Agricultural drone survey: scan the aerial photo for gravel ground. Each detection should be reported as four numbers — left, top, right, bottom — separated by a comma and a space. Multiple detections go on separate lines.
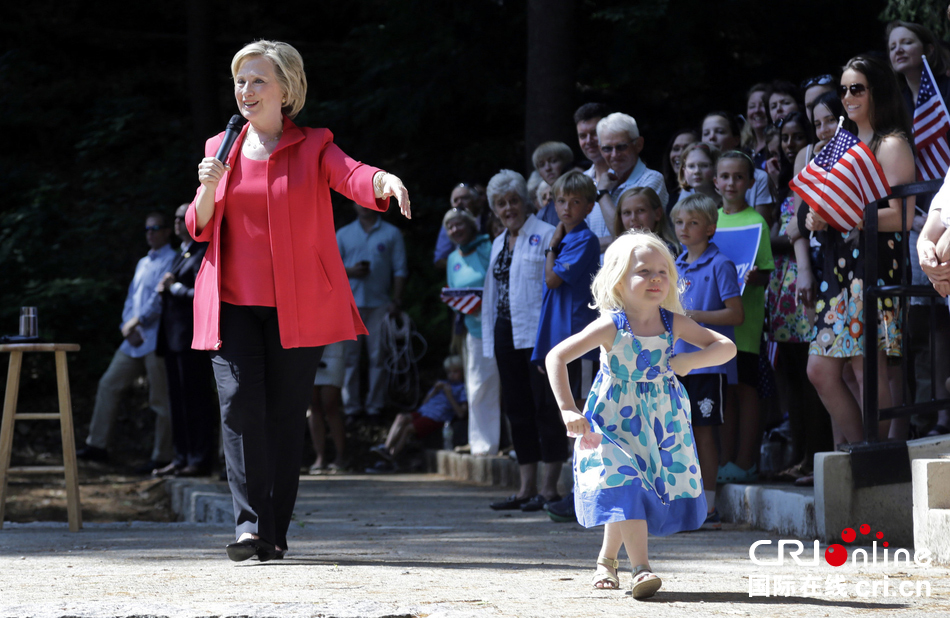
1, 473, 948, 617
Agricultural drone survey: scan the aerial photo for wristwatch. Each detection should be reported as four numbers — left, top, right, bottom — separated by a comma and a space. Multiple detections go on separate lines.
545, 246, 560, 257
597, 189, 609, 200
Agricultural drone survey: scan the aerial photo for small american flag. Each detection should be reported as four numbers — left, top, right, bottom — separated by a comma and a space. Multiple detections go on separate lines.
440, 287, 483, 315
914, 55, 950, 181
788, 125, 891, 233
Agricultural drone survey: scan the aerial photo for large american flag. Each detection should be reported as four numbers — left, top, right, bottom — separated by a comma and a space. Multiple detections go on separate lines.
914, 55, 950, 181
788, 125, 891, 233
440, 287, 483, 315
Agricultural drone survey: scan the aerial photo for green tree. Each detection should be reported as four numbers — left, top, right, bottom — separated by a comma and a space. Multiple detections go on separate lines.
881, 0, 950, 40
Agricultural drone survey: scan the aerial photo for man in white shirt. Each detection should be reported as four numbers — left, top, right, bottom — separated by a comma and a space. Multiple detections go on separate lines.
591, 113, 669, 252
77, 213, 177, 471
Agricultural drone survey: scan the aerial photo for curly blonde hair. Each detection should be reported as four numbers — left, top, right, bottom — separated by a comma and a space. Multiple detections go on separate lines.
591, 230, 683, 316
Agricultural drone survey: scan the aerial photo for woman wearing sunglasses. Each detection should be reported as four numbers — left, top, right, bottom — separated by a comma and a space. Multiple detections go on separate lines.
887, 20, 950, 439
803, 55, 916, 447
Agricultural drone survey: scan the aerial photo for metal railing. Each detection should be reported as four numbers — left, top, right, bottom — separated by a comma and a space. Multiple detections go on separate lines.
862, 178, 947, 446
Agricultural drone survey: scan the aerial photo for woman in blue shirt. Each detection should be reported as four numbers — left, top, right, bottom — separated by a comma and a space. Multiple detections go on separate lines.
445, 208, 501, 456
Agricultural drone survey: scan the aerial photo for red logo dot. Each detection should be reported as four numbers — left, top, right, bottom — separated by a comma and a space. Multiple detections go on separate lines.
860, 524, 870, 535
841, 528, 856, 543
825, 544, 848, 567
883, 542, 889, 548
876, 531, 883, 540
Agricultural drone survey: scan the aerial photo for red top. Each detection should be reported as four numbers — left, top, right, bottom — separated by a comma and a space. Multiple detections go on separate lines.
186, 116, 390, 350
220, 154, 276, 307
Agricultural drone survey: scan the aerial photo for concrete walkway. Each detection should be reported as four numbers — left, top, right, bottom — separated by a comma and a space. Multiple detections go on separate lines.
1, 472, 949, 617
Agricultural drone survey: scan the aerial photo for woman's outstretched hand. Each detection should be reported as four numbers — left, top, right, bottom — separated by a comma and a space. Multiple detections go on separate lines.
377, 172, 411, 219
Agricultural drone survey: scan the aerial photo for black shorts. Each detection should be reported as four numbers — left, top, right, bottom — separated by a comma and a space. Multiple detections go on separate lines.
736, 351, 759, 387
681, 373, 725, 426
568, 358, 597, 402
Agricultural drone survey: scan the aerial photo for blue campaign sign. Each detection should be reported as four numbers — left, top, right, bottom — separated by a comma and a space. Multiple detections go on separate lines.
712, 224, 762, 295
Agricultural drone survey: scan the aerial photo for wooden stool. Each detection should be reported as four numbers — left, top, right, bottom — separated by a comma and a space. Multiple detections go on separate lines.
0, 344, 82, 531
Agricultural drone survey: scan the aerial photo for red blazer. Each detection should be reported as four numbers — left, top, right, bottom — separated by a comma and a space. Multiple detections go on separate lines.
186, 116, 389, 350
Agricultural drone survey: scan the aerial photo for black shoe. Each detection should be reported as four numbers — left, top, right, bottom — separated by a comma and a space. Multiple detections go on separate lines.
544, 492, 577, 523
489, 494, 533, 511
521, 494, 560, 512
76, 445, 109, 463
226, 538, 277, 562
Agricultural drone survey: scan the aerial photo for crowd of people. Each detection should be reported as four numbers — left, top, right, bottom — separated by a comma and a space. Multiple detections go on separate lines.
66, 20, 950, 591
428, 20, 950, 529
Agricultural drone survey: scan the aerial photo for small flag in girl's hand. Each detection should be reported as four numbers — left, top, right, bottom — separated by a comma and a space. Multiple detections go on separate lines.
440, 287, 483, 314
788, 126, 891, 233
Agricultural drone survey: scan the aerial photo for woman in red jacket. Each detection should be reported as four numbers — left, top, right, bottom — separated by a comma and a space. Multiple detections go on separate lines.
187, 40, 410, 562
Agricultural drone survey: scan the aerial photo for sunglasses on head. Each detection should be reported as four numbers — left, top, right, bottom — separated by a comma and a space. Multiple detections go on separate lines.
838, 83, 869, 98
600, 142, 631, 154
801, 74, 834, 90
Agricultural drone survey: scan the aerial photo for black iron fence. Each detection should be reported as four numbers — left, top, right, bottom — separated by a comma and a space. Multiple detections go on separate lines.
862, 178, 948, 448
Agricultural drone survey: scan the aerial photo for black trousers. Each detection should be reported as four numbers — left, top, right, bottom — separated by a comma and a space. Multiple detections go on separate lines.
164, 347, 217, 470
493, 316, 569, 465
211, 303, 323, 548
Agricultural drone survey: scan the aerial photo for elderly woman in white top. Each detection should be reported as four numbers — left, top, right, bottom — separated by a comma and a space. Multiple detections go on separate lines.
481, 170, 568, 512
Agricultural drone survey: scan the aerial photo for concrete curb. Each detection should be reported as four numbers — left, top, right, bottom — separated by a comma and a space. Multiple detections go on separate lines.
165, 453, 816, 540
164, 478, 231, 524
431, 449, 575, 495
433, 450, 520, 488
718, 482, 816, 539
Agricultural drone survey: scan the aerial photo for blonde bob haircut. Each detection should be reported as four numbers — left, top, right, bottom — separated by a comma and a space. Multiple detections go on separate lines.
231, 40, 308, 119
590, 230, 683, 316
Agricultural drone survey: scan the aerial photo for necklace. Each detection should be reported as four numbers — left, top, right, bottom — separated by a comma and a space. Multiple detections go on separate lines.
249, 129, 282, 147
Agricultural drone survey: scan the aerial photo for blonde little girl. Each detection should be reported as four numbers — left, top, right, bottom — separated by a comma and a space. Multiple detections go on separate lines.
545, 231, 736, 599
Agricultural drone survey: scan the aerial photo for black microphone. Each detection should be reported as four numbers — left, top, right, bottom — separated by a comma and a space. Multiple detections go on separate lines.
214, 115, 245, 163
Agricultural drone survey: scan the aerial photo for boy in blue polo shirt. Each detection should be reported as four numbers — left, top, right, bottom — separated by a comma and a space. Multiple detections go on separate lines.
532, 171, 601, 394
671, 194, 744, 530
522, 170, 600, 521
530, 171, 600, 518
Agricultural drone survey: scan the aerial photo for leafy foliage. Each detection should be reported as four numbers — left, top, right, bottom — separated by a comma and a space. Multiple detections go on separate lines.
881, 0, 950, 41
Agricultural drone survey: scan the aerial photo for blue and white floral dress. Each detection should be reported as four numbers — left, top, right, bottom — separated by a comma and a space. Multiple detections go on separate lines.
573, 309, 707, 535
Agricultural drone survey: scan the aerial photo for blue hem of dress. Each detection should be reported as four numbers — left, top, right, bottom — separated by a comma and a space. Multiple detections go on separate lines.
575, 483, 707, 536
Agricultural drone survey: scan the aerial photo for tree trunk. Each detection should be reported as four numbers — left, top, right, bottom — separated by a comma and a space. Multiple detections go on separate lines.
525, 0, 576, 173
